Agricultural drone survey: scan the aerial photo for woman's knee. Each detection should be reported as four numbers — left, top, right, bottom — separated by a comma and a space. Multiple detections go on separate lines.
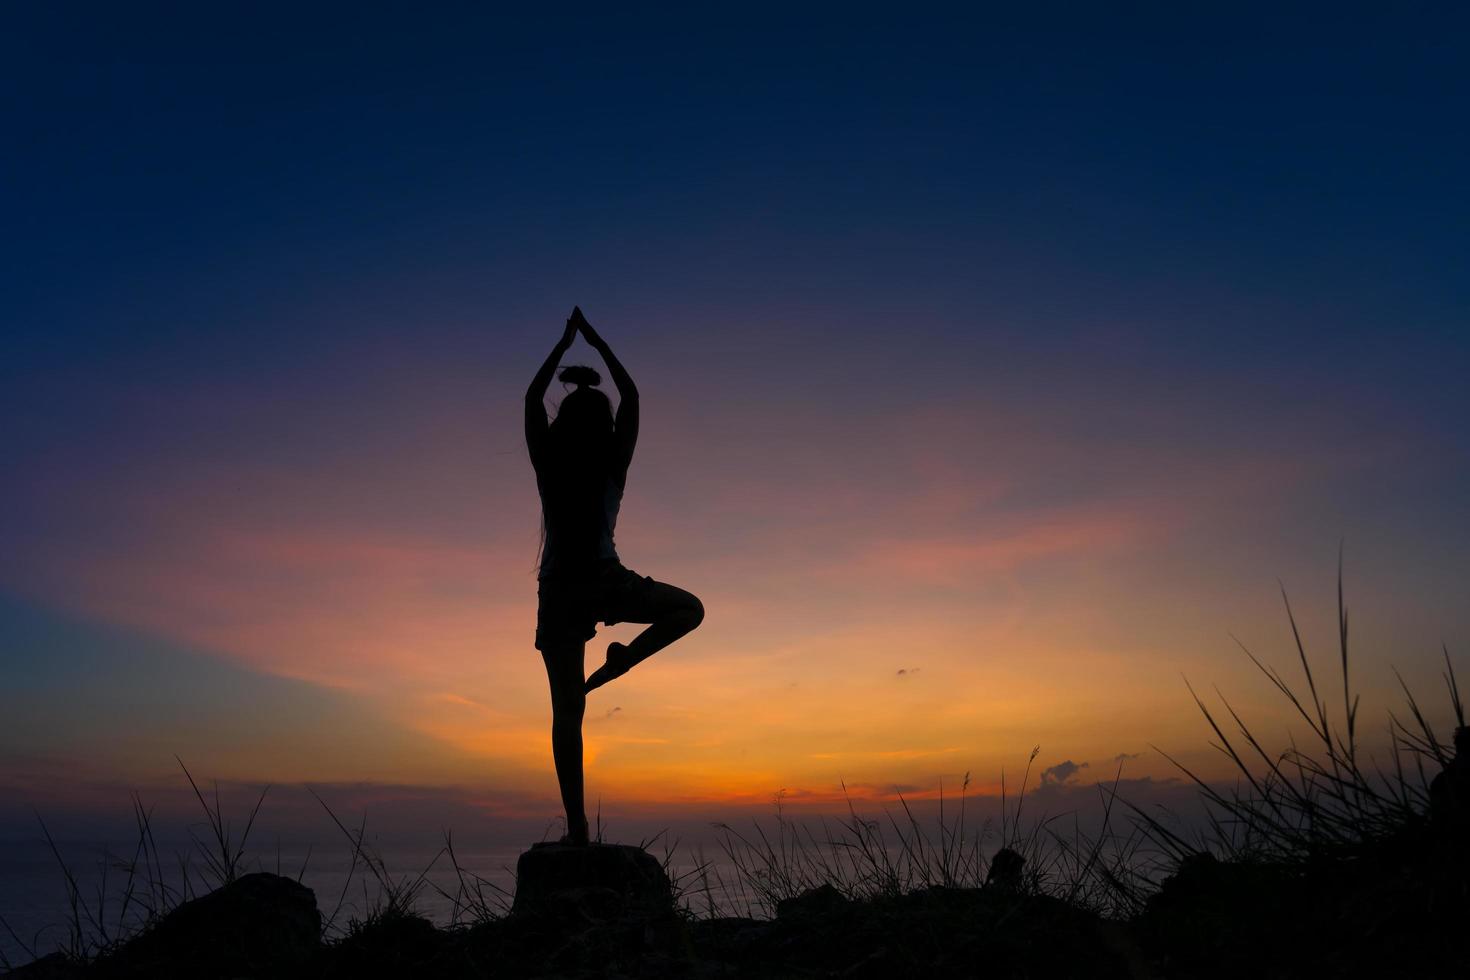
683, 594, 705, 628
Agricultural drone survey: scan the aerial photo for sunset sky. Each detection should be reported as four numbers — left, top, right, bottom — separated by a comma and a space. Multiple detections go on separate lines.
3, 6, 1467, 839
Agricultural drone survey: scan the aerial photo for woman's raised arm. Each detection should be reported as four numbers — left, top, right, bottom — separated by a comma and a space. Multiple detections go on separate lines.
572, 307, 639, 466
525, 316, 578, 464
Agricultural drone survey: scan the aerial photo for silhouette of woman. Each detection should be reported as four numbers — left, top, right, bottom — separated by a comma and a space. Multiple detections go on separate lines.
525, 307, 705, 844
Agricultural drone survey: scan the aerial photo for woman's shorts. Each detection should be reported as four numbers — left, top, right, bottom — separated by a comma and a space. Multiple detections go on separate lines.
535, 561, 694, 651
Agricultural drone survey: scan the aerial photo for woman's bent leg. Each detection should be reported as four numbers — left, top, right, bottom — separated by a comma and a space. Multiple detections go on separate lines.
541, 642, 589, 844
586, 581, 703, 692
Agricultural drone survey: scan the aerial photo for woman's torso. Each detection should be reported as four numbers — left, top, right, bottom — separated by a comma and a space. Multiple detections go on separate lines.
536, 463, 626, 579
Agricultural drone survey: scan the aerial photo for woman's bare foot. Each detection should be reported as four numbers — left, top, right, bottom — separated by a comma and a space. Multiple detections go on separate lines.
585, 641, 636, 693
555, 813, 590, 846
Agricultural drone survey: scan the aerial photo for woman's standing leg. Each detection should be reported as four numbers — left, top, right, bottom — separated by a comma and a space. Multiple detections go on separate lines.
541, 642, 590, 844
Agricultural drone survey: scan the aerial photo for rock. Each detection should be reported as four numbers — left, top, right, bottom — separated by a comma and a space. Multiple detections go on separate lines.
512, 841, 672, 918
775, 883, 848, 920
322, 908, 442, 977
985, 846, 1025, 892
1430, 725, 1470, 833
94, 871, 320, 978
489, 843, 682, 977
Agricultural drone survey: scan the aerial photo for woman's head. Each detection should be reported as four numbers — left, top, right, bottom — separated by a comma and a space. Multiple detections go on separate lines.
550, 366, 614, 457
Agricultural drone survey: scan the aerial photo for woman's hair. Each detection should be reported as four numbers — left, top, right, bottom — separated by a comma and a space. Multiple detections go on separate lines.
557, 364, 601, 389
549, 366, 614, 453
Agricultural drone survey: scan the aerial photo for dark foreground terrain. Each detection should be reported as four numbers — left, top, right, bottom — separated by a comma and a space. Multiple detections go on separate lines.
7, 821, 1468, 980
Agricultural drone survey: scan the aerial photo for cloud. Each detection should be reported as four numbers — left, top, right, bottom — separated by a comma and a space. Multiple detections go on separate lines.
1040, 760, 1089, 787
1113, 751, 1143, 763
606, 706, 623, 719
896, 667, 921, 677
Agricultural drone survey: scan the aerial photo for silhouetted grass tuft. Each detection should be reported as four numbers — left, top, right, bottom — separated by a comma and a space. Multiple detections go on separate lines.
696, 751, 1147, 922
1127, 567, 1463, 869
306, 786, 446, 937
177, 756, 270, 890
